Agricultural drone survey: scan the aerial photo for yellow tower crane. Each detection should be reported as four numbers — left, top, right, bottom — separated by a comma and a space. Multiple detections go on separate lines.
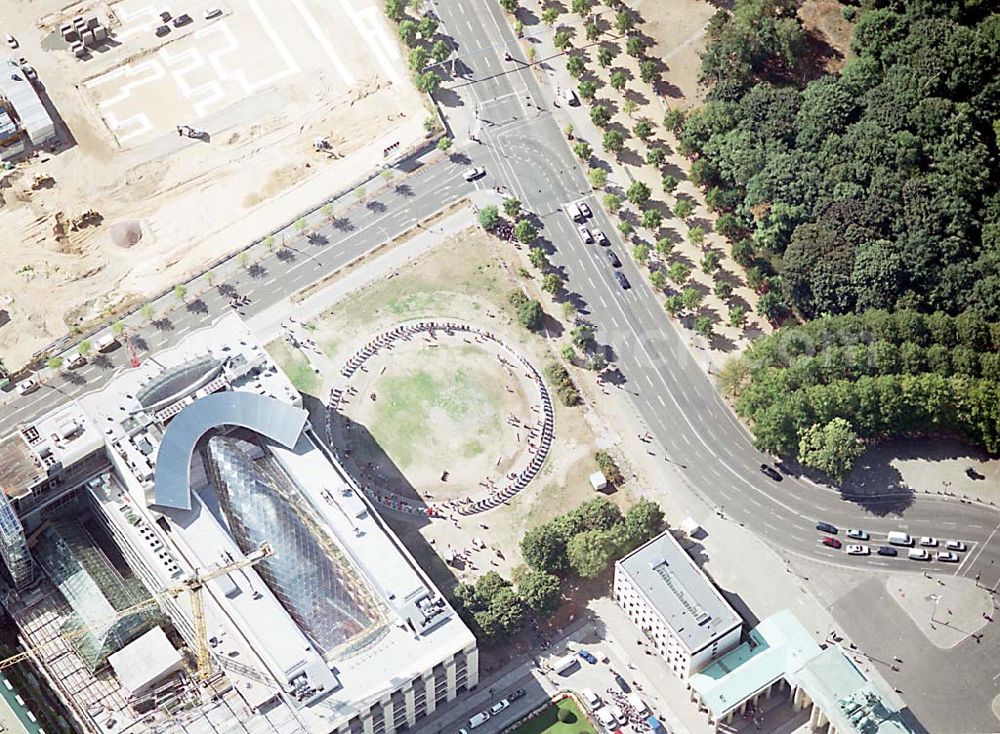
0, 543, 274, 681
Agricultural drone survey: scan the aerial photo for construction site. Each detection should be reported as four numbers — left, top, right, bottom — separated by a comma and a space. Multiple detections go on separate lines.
0, 0, 428, 369
0, 314, 477, 734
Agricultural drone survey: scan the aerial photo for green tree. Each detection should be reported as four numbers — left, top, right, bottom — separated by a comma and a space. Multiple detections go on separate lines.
571, 324, 595, 349
521, 524, 568, 573
500, 0, 518, 13
609, 69, 628, 91
664, 294, 683, 315
649, 270, 667, 290
518, 299, 544, 330
516, 570, 561, 615
663, 108, 686, 133
561, 343, 576, 362
398, 19, 418, 45
528, 246, 548, 269
578, 80, 598, 101
641, 209, 662, 230
554, 29, 573, 52
140, 303, 156, 322
111, 320, 126, 337
695, 316, 714, 338
414, 71, 440, 93
597, 46, 614, 68
668, 261, 690, 286
674, 198, 694, 220
238, 251, 251, 270
681, 286, 703, 312
436, 136, 452, 153
624, 499, 664, 541
623, 99, 638, 117
797, 418, 864, 483
590, 104, 611, 127
602, 129, 625, 156
603, 193, 622, 214
626, 36, 645, 58
646, 147, 666, 166
729, 304, 748, 328
543, 273, 564, 294
418, 15, 438, 38
626, 181, 651, 207
431, 39, 451, 63
566, 55, 586, 78
639, 60, 659, 85
588, 167, 608, 189
567, 529, 620, 578
633, 243, 650, 263
714, 280, 733, 300
384, 0, 405, 21
573, 141, 593, 160
503, 197, 522, 218
47, 356, 64, 371
700, 250, 720, 272
617, 219, 633, 237
408, 46, 429, 72
478, 205, 500, 231
77, 339, 92, 358
614, 10, 634, 35
585, 21, 601, 42
542, 6, 559, 25
655, 237, 673, 257
515, 220, 538, 244
173, 284, 188, 303
661, 174, 678, 194
634, 119, 653, 141
571, 0, 591, 14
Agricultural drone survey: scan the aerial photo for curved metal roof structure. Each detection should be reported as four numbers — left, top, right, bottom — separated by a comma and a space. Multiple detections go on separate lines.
153, 392, 307, 510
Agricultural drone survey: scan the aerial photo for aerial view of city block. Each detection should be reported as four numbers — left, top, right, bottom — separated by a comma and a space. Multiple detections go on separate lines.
0, 0, 997, 733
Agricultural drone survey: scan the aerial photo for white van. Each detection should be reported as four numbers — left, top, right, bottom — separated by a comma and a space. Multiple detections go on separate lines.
582, 688, 601, 710
66, 352, 86, 369
596, 707, 618, 731
887, 531, 913, 546
467, 711, 490, 729
627, 693, 648, 714
96, 333, 119, 352
551, 653, 577, 675
565, 202, 584, 222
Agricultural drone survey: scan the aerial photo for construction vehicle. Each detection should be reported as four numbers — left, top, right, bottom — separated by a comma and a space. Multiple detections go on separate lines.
176, 125, 208, 140
30, 173, 53, 190
0, 543, 274, 682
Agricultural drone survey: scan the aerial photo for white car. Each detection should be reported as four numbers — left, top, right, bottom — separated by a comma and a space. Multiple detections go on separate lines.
846, 529, 869, 540
919, 536, 938, 547
945, 540, 966, 552
594, 229, 609, 246
5, 34, 17, 49
582, 688, 602, 710
578, 202, 592, 218
463, 167, 485, 182
17, 378, 39, 395
204, 7, 223, 19
66, 352, 87, 369
489, 700, 509, 715
577, 225, 593, 243
908, 548, 930, 561
936, 551, 959, 563
846, 545, 869, 556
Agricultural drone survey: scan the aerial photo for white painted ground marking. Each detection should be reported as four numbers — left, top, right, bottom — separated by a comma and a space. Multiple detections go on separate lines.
338, 1, 402, 85
291, 0, 356, 85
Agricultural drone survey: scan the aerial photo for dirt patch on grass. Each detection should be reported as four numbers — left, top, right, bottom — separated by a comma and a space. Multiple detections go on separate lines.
799, 0, 854, 73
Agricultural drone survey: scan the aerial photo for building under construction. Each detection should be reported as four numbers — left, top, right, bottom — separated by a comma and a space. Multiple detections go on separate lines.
0, 58, 57, 161
0, 314, 477, 733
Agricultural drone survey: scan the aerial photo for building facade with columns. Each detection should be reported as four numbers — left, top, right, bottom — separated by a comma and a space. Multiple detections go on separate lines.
690, 611, 916, 734
613, 532, 743, 680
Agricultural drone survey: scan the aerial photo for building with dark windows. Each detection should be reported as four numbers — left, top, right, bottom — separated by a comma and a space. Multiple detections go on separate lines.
0, 314, 477, 734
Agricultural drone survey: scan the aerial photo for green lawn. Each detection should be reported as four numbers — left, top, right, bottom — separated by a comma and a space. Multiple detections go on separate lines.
513, 698, 597, 734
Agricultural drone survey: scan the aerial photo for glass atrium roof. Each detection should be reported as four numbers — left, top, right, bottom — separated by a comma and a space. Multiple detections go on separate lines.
202, 435, 380, 654
136, 356, 223, 411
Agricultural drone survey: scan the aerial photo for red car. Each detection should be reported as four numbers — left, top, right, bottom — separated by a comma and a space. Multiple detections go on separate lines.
822, 536, 842, 549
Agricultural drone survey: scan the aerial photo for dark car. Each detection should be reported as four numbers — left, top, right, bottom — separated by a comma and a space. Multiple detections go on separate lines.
578, 650, 598, 664
613, 672, 631, 693
155, 24, 170, 36
759, 464, 782, 481
816, 521, 838, 534
606, 250, 621, 268
508, 688, 526, 701
822, 536, 842, 549
172, 13, 193, 26
614, 271, 630, 290
877, 546, 898, 556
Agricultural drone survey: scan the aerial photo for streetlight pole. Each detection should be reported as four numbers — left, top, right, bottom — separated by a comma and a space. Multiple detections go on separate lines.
930, 593, 941, 625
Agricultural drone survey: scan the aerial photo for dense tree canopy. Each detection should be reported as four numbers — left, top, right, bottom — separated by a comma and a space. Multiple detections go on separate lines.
682, 0, 1000, 321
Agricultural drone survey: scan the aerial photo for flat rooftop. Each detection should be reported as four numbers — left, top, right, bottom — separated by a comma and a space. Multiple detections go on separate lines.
617, 531, 742, 653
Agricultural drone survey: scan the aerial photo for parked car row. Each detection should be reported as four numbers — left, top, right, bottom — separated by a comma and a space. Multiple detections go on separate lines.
460, 687, 527, 732
817, 522, 968, 563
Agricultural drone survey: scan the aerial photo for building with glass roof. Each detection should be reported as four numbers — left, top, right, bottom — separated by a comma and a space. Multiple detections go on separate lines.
0, 314, 477, 734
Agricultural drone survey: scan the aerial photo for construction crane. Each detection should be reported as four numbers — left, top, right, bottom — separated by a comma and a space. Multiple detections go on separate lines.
0, 543, 274, 682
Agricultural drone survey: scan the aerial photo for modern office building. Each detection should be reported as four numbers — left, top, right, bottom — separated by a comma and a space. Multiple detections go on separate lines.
614, 531, 743, 679
0, 314, 477, 734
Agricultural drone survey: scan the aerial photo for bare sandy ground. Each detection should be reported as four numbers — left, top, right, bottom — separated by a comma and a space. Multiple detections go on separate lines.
0, 0, 427, 367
